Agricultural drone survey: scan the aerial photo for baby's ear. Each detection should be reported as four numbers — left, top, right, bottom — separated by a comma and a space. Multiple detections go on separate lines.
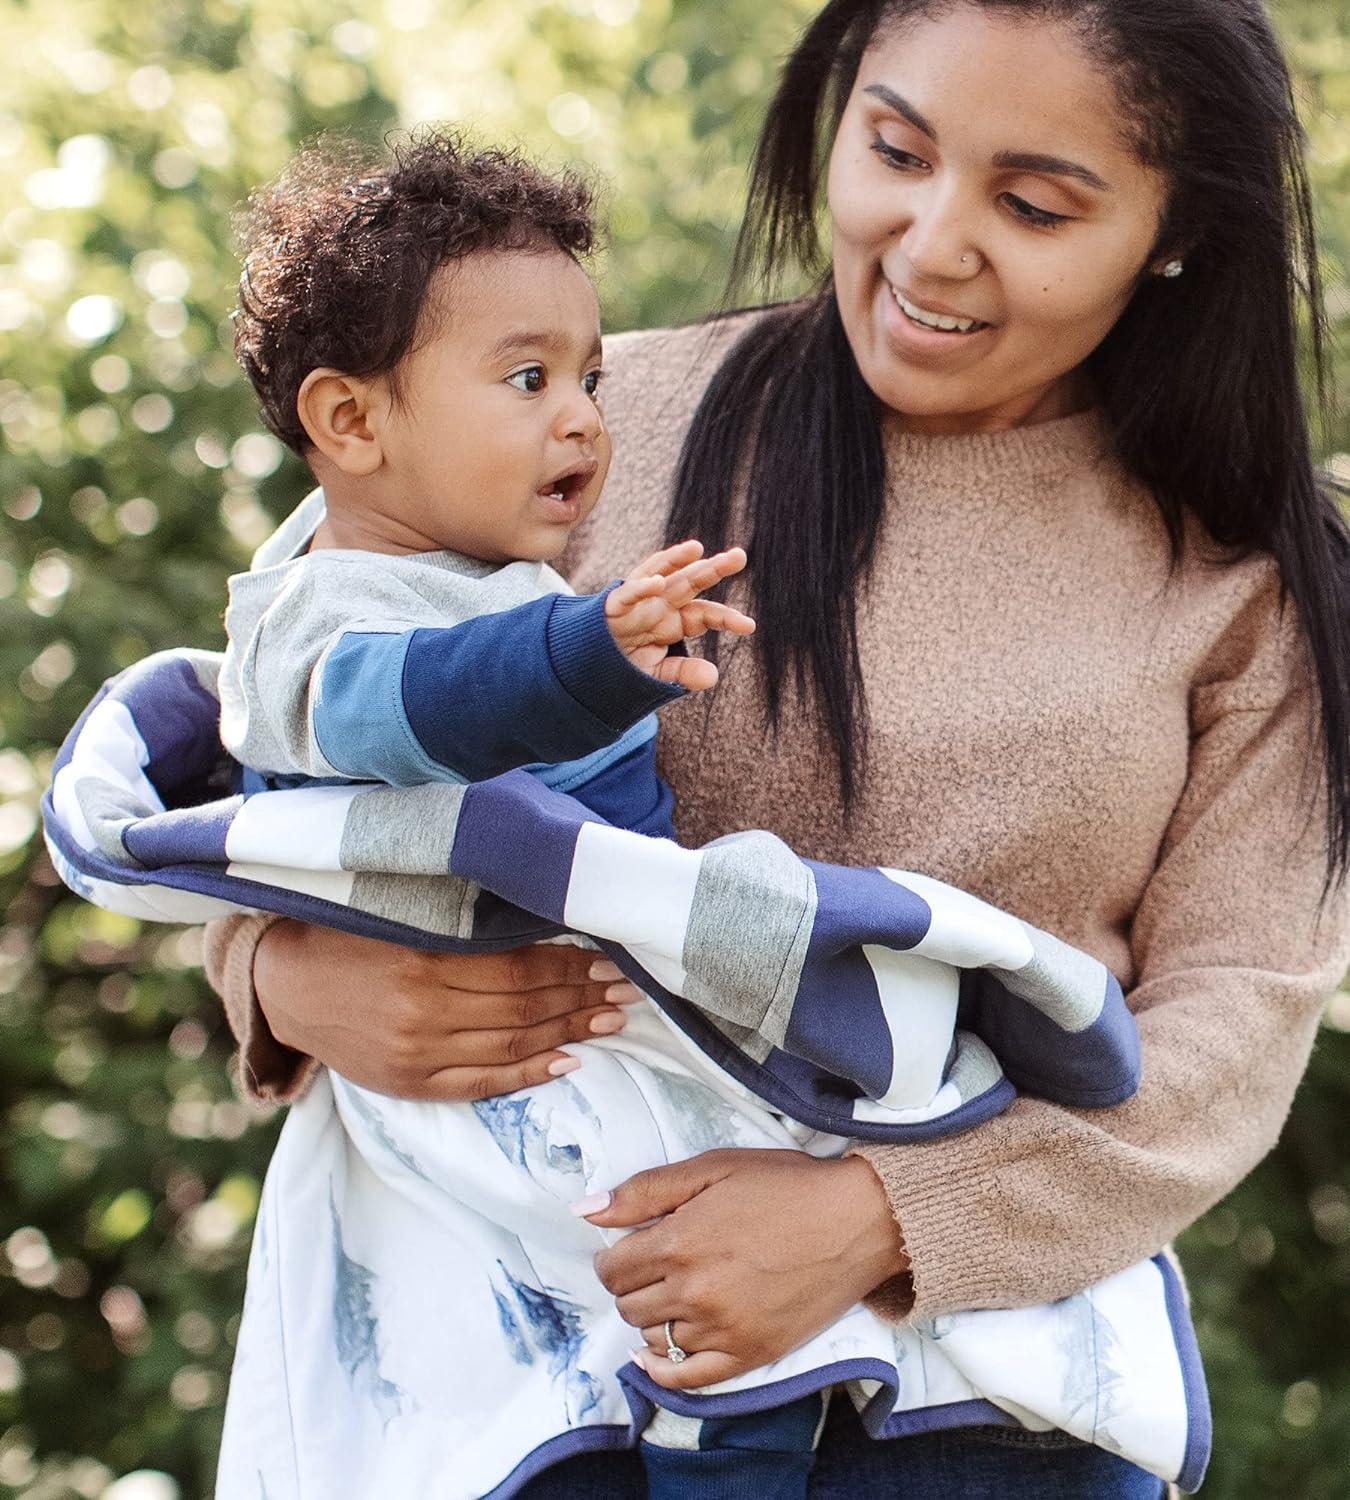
296, 368, 386, 476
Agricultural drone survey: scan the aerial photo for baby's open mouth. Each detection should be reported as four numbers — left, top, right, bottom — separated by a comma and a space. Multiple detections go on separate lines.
539, 459, 598, 502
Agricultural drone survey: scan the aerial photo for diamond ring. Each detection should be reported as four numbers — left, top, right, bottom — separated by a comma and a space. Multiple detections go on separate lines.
663, 1320, 687, 1364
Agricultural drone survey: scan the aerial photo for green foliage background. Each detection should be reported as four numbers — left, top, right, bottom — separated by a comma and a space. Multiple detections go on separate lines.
0, 1, 1347, 1495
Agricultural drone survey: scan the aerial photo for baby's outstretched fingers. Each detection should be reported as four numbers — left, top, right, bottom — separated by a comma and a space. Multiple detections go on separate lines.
680, 600, 756, 639
605, 573, 668, 618
660, 546, 749, 607
626, 539, 704, 581
651, 654, 719, 692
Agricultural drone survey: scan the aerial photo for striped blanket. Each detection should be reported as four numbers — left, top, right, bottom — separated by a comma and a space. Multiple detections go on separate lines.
43, 647, 1141, 1141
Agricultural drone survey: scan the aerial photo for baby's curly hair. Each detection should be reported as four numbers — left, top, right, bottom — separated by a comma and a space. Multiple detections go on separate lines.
233, 128, 597, 453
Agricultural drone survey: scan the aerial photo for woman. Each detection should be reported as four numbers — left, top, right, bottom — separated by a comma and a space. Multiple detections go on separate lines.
206, 0, 1350, 1493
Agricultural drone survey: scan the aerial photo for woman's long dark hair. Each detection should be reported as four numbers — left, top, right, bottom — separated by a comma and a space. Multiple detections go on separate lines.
668, 0, 1350, 886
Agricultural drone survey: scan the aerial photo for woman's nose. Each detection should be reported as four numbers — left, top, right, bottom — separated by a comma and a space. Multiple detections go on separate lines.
896, 182, 981, 282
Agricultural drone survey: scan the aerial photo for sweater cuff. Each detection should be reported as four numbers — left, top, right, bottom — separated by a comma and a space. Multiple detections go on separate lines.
851, 1136, 1017, 1322
202, 913, 318, 1106
546, 586, 684, 733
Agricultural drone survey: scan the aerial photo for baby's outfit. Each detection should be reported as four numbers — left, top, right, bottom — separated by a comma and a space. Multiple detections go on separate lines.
85, 487, 1203, 1499
216, 491, 834, 1498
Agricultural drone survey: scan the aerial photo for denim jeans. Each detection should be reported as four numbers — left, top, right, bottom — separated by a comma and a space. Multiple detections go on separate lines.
516, 1395, 1169, 1499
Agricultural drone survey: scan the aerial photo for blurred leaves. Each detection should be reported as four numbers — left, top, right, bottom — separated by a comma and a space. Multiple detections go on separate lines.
0, 0, 1347, 1496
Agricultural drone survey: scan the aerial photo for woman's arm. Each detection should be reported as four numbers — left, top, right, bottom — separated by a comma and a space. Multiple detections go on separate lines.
204, 912, 314, 1102
848, 611, 1350, 1321
202, 914, 639, 1103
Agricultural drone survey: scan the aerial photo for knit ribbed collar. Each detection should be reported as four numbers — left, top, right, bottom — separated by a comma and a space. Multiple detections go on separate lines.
880, 406, 1111, 486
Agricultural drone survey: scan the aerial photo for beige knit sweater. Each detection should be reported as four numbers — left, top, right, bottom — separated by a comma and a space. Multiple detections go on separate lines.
204, 311, 1350, 1322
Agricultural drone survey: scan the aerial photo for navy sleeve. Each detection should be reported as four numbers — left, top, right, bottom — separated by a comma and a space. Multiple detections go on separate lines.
566, 736, 676, 839
393, 588, 683, 782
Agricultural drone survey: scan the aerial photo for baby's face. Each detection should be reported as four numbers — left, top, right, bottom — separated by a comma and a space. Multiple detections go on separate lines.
377, 249, 611, 563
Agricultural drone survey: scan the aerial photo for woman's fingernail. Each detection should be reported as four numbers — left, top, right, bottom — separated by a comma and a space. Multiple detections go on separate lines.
588, 960, 624, 982
589, 1010, 626, 1035
630, 1348, 650, 1373
607, 983, 643, 1005
548, 1056, 582, 1077
569, 1191, 612, 1218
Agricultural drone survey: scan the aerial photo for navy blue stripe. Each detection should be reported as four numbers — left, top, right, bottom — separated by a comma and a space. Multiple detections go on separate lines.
452, 771, 592, 926
40, 789, 562, 953
959, 970, 1141, 1109
112, 658, 229, 805
122, 797, 240, 865
1155, 1253, 1211, 1493
567, 738, 675, 839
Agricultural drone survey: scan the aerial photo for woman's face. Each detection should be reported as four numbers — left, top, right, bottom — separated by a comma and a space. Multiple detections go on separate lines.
827, 4, 1171, 434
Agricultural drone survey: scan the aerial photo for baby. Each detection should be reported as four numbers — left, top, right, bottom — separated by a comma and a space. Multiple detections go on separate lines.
218, 130, 839, 1500
191, 129, 1200, 1500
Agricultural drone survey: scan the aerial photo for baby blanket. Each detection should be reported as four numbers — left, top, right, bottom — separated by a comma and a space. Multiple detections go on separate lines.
41, 648, 1210, 1493
44, 648, 1142, 1140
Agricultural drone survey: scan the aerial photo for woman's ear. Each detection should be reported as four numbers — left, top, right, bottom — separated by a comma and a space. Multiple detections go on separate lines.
296, 368, 386, 476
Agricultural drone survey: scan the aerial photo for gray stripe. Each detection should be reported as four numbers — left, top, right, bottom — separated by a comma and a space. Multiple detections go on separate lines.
701, 1012, 775, 1065
758, 870, 818, 1051
945, 1032, 1004, 1102
347, 871, 478, 939
680, 831, 815, 1034
339, 783, 465, 875
73, 776, 144, 866
992, 925, 1108, 1032
183, 648, 222, 695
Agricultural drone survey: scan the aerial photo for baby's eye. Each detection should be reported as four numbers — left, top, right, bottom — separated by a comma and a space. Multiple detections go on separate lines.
583, 369, 604, 398
506, 365, 546, 393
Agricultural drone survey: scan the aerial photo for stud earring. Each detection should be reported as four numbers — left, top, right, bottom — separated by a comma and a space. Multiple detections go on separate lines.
1160, 259, 1184, 278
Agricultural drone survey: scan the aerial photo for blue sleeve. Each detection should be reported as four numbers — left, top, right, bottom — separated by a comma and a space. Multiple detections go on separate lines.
312, 588, 684, 786
551, 730, 677, 839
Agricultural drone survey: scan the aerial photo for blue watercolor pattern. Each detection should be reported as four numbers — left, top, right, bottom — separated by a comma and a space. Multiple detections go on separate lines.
342, 1088, 430, 1182
473, 1093, 591, 1190
329, 1191, 412, 1425
491, 1260, 604, 1425
1055, 1291, 1125, 1449
642, 1065, 766, 1154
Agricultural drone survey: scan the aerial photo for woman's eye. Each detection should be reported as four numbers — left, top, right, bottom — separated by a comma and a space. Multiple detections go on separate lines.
1004, 194, 1071, 229
583, 369, 604, 398
870, 138, 929, 172
506, 365, 545, 393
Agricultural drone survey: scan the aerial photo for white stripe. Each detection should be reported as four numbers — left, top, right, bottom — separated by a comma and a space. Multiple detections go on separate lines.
224, 784, 366, 869
861, 945, 961, 1110
225, 861, 356, 906
881, 868, 1036, 970
563, 823, 701, 998
851, 1079, 963, 1126
53, 697, 162, 850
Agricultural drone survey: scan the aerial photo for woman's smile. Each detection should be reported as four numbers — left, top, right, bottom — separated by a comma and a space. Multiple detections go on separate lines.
877, 276, 996, 364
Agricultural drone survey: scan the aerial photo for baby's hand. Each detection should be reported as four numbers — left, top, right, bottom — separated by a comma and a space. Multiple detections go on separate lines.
605, 540, 755, 692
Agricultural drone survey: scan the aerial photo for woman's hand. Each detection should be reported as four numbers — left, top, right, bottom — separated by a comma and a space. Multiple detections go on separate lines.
580, 1149, 910, 1389
253, 922, 640, 1101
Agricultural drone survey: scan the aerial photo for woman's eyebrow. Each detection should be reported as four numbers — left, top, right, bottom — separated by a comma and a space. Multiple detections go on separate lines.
991, 150, 1112, 193
862, 83, 937, 140
861, 83, 1112, 193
